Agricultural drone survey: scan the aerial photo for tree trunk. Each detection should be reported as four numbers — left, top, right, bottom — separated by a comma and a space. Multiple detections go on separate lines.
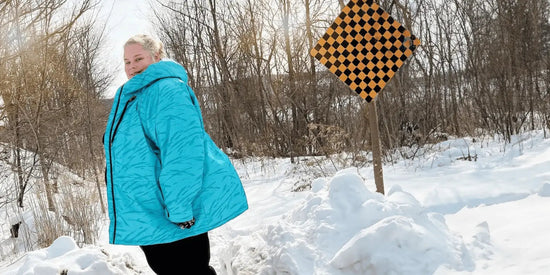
208, 0, 236, 149
283, 0, 300, 162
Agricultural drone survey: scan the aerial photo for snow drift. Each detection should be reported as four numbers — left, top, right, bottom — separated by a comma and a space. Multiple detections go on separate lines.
221, 169, 481, 274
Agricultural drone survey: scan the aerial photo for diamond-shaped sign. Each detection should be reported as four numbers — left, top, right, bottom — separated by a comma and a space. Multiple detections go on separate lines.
310, 0, 420, 102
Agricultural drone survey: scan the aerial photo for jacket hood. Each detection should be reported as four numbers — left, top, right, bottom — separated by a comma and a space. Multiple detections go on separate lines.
122, 60, 188, 95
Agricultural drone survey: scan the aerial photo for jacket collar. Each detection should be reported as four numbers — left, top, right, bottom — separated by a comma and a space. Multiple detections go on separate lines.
122, 60, 188, 95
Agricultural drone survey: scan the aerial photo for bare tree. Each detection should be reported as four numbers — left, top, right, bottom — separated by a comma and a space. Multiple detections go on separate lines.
0, 0, 110, 212
150, 0, 550, 162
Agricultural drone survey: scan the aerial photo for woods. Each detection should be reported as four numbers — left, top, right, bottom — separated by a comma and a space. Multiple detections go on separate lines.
0, 0, 549, 250
0, 0, 110, 247
153, 0, 550, 160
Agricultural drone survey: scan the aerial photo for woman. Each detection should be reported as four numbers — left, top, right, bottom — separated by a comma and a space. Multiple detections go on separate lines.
103, 34, 248, 274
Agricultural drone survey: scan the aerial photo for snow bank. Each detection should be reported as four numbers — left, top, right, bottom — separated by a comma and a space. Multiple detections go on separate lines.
2, 131, 547, 274
7, 236, 136, 275
538, 182, 550, 197
223, 168, 477, 274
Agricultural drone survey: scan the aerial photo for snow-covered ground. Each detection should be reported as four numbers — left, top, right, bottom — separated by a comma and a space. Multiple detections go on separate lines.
1, 130, 549, 274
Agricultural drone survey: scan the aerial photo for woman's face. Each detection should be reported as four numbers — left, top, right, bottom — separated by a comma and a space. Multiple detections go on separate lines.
124, 43, 159, 79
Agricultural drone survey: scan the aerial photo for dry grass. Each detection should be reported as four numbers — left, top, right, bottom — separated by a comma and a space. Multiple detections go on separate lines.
31, 176, 102, 249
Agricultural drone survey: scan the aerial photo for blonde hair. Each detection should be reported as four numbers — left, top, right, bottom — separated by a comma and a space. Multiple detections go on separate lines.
124, 34, 166, 60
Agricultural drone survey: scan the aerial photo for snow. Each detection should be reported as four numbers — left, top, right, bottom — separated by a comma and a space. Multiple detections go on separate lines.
1, 236, 133, 274
1, 130, 549, 274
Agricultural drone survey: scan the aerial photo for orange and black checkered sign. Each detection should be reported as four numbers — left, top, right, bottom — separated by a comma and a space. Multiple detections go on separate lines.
310, 0, 420, 102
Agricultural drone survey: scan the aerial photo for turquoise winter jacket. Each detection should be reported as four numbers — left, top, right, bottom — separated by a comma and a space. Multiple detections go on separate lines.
103, 60, 248, 245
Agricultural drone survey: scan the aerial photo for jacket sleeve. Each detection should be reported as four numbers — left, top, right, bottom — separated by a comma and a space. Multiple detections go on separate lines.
140, 80, 204, 223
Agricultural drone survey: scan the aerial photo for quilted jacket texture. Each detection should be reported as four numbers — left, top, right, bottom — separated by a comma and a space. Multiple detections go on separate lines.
103, 60, 248, 245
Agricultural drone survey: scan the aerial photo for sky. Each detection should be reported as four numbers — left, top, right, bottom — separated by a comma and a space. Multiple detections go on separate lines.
97, 0, 157, 98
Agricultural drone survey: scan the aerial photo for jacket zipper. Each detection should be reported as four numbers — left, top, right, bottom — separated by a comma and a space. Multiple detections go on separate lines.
107, 93, 136, 244
110, 96, 136, 143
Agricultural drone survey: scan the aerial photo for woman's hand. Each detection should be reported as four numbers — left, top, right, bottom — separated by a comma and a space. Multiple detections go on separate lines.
176, 217, 195, 229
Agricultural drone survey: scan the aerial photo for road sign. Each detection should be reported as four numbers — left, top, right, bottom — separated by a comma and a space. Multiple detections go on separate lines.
310, 0, 420, 102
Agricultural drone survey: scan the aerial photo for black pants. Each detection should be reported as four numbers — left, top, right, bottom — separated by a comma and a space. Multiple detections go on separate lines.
140, 233, 216, 275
